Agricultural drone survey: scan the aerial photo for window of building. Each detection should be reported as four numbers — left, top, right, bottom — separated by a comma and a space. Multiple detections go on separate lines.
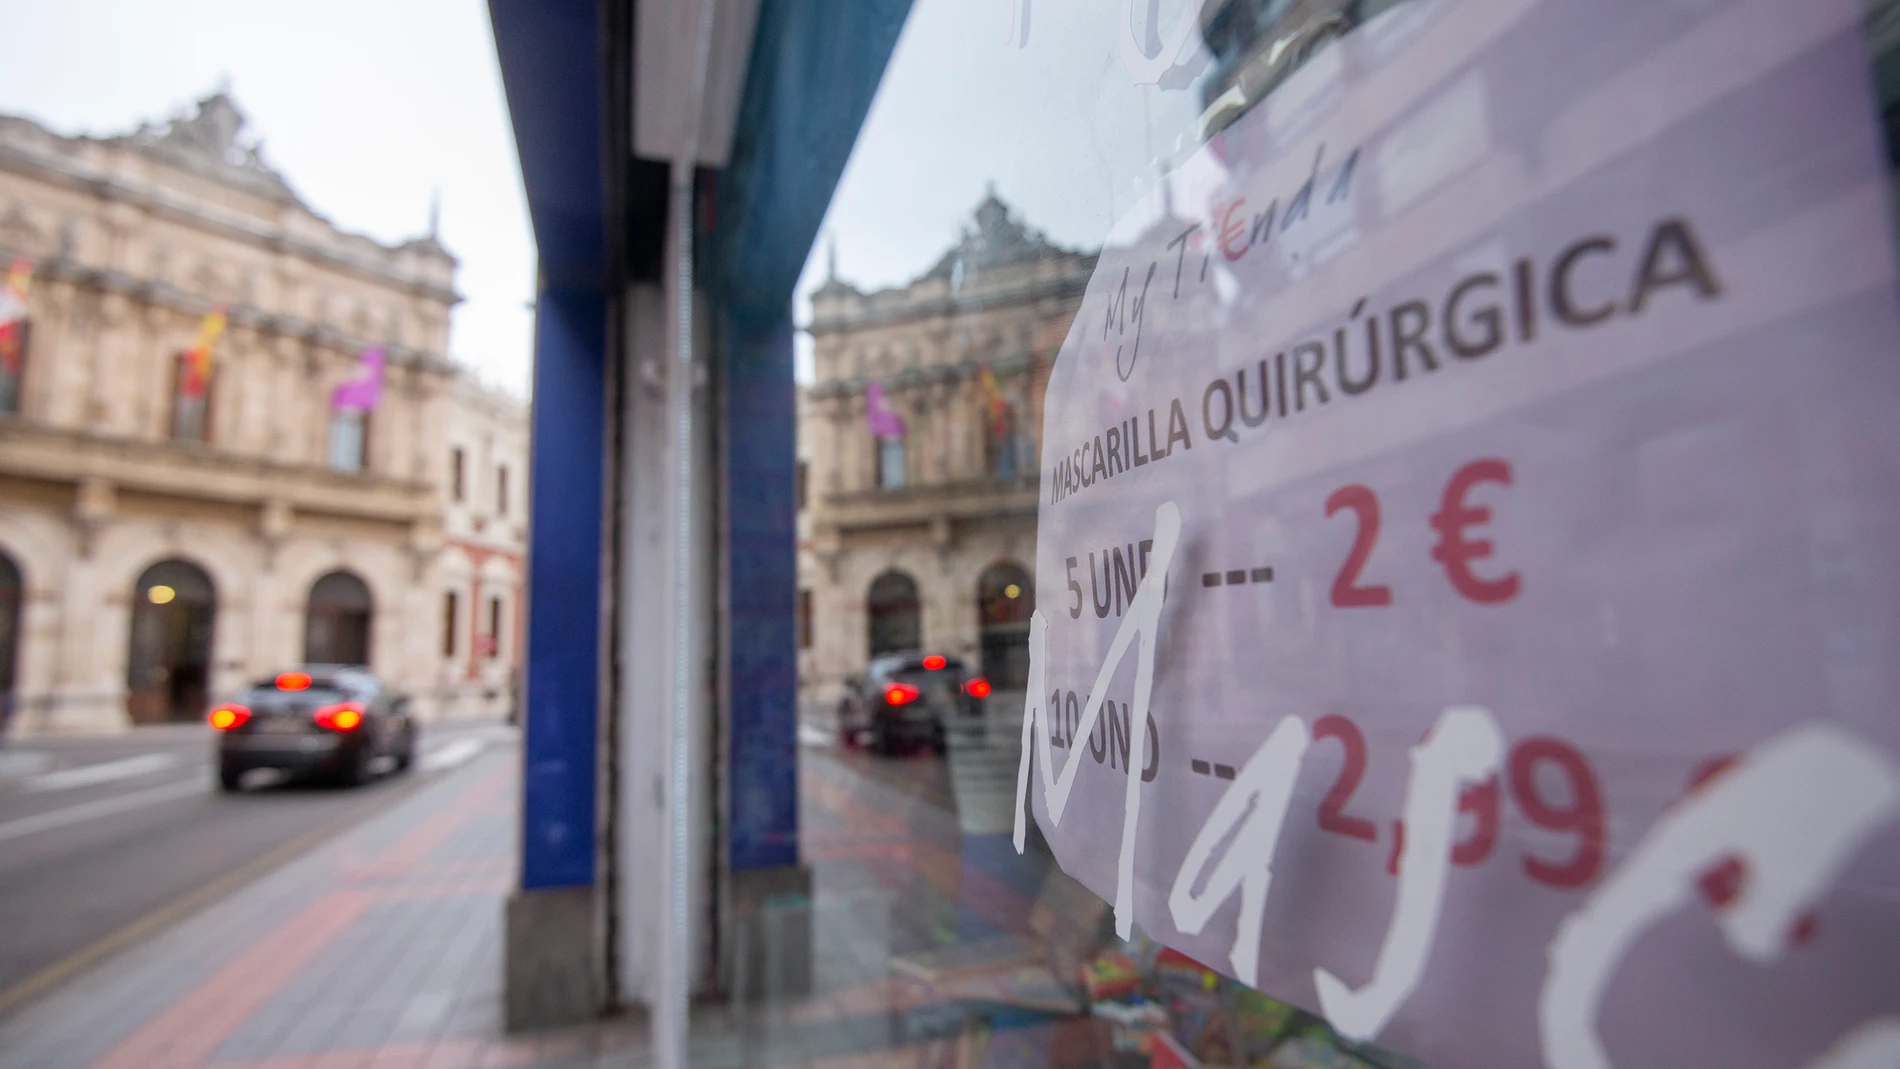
451, 447, 465, 501
328, 410, 368, 473
487, 596, 503, 659
985, 403, 1018, 480
795, 588, 812, 649
865, 570, 920, 655
876, 435, 906, 490
126, 558, 216, 723
795, 459, 809, 511
169, 353, 212, 443
304, 570, 372, 666
0, 320, 29, 415
497, 465, 509, 515
442, 591, 458, 657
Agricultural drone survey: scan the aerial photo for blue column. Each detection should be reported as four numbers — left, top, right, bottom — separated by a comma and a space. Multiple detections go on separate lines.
521, 285, 605, 889
711, 0, 915, 875
724, 316, 800, 870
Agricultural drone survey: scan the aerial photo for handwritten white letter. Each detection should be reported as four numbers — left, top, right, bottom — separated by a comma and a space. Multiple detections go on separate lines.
1168, 713, 1311, 986
1539, 724, 1900, 1069
1315, 705, 1504, 1041
1014, 501, 1181, 939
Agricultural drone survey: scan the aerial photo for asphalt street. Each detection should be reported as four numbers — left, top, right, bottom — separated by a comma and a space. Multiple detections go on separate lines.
0, 719, 516, 1014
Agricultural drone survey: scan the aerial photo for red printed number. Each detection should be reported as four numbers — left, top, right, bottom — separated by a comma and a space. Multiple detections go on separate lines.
1313, 715, 1379, 841
1325, 485, 1391, 608
1452, 777, 1501, 866
1509, 737, 1605, 887
1384, 771, 1500, 876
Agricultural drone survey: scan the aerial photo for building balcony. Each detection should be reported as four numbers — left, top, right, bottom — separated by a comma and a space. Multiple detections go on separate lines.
812, 475, 1038, 545
0, 416, 436, 526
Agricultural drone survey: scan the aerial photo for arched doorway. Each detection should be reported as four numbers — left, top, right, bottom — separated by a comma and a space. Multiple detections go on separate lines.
866, 570, 920, 656
127, 559, 216, 723
0, 552, 20, 728
305, 570, 373, 666
976, 561, 1033, 690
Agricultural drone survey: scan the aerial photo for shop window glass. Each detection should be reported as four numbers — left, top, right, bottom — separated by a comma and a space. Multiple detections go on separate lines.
777, 1, 1900, 1066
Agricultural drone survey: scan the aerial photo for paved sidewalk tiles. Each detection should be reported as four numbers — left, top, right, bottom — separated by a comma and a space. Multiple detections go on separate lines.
0, 727, 1092, 1069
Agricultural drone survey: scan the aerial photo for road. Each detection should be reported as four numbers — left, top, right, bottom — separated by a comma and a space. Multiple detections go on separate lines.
0, 719, 515, 1013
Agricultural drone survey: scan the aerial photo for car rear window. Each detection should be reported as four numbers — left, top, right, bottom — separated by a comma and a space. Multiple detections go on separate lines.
241, 685, 349, 713
887, 661, 967, 687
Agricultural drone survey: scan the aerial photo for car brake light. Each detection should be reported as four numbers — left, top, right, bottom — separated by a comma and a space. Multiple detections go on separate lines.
884, 683, 921, 706
276, 671, 312, 691
922, 654, 947, 671
314, 702, 365, 731
964, 677, 992, 698
208, 704, 251, 730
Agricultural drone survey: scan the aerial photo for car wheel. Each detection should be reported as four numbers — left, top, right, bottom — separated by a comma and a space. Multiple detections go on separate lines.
393, 733, 415, 772
871, 719, 893, 756
340, 746, 373, 787
931, 723, 947, 757
217, 767, 244, 793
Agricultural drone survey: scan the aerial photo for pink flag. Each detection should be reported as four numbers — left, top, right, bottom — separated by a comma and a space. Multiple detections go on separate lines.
866, 381, 905, 440
331, 347, 385, 413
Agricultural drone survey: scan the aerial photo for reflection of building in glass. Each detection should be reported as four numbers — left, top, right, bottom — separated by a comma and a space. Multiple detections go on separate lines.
0, 92, 526, 729
797, 193, 1095, 702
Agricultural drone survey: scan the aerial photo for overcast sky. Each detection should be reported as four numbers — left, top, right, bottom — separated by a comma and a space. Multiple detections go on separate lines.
0, 0, 535, 397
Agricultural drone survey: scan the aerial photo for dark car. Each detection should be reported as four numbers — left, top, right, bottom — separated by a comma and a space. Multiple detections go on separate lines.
209, 666, 417, 790
837, 651, 989, 755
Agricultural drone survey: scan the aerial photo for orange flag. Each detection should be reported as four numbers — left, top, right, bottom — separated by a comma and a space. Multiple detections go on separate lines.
179, 306, 227, 399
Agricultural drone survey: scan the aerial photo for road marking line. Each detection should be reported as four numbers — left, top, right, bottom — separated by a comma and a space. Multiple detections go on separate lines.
0, 764, 456, 1021
799, 724, 834, 748
0, 778, 206, 844
25, 753, 180, 793
419, 737, 485, 771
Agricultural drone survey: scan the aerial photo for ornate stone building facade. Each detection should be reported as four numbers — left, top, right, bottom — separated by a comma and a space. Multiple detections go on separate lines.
0, 93, 526, 732
797, 194, 1095, 704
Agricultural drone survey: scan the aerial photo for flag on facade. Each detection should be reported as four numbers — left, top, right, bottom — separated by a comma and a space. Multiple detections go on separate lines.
179, 306, 228, 399
0, 257, 32, 375
866, 380, 905, 440
977, 364, 1010, 437
331, 346, 386, 413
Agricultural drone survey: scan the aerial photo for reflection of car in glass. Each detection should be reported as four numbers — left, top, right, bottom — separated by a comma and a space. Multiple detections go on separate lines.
837, 652, 989, 756
209, 666, 416, 790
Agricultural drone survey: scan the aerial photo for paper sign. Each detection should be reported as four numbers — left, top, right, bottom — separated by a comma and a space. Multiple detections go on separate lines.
1020, 1, 1900, 1066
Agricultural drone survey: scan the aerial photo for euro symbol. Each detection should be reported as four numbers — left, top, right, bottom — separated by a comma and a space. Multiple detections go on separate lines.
1429, 458, 1519, 604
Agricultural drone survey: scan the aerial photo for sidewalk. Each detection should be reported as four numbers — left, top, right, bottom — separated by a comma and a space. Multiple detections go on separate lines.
0, 747, 647, 1069
0, 711, 1110, 1069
